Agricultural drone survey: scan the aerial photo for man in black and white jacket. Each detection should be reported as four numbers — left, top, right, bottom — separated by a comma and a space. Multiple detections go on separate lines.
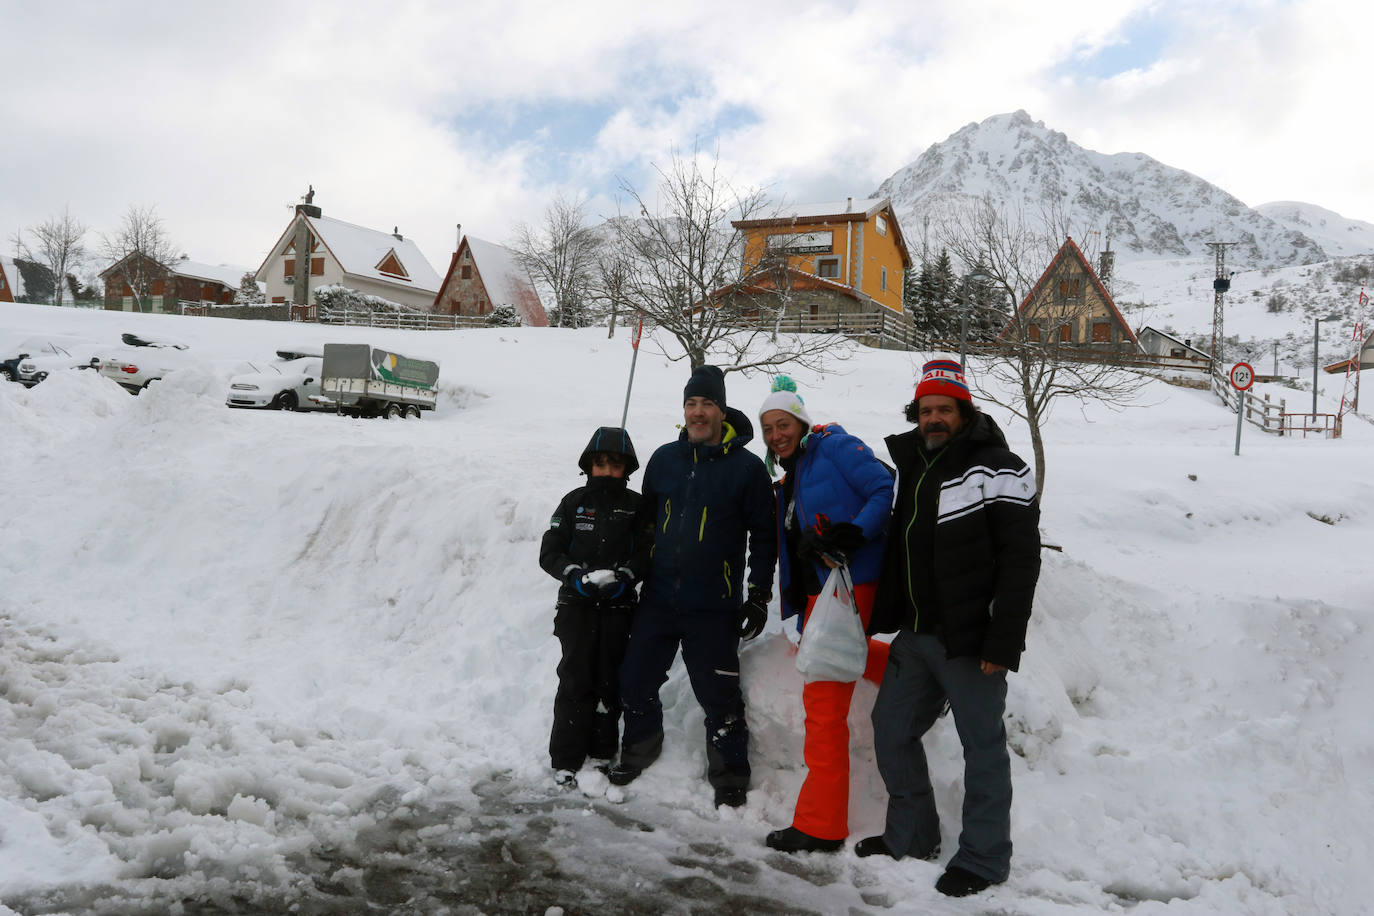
858, 359, 1041, 899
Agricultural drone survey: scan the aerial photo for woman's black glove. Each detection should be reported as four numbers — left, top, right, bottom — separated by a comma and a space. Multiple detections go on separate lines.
802, 519, 867, 567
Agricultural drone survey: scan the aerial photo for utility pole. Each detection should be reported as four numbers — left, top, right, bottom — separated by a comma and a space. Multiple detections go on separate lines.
1205, 242, 1236, 369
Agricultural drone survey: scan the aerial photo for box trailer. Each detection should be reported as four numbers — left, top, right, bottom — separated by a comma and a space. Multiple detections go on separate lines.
317, 343, 439, 418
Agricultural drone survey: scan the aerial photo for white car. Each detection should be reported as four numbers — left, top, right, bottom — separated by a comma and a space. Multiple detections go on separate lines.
97, 333, 194, 394
16, 342, 103, 386
225, 355, 324, 410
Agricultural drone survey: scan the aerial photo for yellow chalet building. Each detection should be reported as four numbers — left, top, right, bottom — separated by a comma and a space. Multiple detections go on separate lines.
728, 197, 912, 320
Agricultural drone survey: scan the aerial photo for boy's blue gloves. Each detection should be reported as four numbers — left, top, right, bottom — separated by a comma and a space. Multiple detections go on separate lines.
738, 586, 768, 640
595, 567, 636, 600
564, 566, 592, 596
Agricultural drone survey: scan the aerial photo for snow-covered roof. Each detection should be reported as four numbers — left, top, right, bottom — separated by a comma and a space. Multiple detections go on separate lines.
0, 256, 25, 298
171, 258, 249, 290
462, 236, 547, 325
1140, 326, 1210, 357
308, 215, 441, 292
769, 197, 884, 221
745, 197, 890, 223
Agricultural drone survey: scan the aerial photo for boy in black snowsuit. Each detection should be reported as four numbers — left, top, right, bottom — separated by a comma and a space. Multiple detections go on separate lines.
538, 427, 652, 786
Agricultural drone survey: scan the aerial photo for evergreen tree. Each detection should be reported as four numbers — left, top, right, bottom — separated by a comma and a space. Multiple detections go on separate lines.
235, 272, 266, 305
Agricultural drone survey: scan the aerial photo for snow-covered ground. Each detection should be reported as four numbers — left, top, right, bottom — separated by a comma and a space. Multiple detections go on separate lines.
1114, 256, 1368, 381
2, 302, 1371, 914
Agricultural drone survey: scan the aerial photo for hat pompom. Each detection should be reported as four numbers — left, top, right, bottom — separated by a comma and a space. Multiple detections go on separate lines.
770, 374, 799, 396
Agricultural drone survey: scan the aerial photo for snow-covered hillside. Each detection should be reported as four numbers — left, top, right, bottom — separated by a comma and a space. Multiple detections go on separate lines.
875, 111, 1348, 268
1255, 202, 1374, 259
2, 303, 1372, 914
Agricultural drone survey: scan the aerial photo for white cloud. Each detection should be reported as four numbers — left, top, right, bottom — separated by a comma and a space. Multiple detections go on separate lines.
2, 0, 1370, 287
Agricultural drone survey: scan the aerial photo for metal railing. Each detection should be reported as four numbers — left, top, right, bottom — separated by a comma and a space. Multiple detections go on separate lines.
317, 308, 490, 330
1280, 412, 1340, 438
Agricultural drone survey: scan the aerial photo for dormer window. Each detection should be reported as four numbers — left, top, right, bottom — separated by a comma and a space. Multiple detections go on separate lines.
376, 249, 410, 280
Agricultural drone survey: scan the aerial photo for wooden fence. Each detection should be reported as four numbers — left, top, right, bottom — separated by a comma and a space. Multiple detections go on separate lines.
1210, 365, 1287, 434
733, 311, 930, 351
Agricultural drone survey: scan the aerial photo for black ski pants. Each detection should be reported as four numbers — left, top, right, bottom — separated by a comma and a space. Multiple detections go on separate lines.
618, 602, 750, 790
549, 598, 635, 771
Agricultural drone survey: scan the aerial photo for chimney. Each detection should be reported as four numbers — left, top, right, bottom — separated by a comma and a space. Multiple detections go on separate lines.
846, 196, 853, 211
295, 184, 321, 218
456, 223, 462, 248
393, 226, 402, 241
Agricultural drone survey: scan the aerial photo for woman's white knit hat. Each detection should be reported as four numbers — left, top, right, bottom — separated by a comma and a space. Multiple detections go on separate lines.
758, 374, 813, 428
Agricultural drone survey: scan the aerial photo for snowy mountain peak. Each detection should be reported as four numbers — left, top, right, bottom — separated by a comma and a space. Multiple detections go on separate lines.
876, 112, 1344, 269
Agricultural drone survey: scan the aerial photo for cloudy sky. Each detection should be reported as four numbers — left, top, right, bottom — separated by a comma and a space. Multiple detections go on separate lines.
3, 0, 1368, 281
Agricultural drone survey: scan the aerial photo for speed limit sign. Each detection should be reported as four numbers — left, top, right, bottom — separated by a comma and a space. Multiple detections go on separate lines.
1229, 362, 1255, 391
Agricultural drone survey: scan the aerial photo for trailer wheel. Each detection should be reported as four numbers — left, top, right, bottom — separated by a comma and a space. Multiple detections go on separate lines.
383, 403, 403, 419
404, 404, 421, 419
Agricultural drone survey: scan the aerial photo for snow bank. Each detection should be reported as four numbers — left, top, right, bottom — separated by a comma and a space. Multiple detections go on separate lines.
1, 301, 1371, 912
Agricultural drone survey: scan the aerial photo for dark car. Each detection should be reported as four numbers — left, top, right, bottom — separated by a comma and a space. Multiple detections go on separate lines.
2, 335, 96, 383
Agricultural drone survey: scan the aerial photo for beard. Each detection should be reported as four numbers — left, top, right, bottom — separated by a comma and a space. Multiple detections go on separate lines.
921, 422, 951, 446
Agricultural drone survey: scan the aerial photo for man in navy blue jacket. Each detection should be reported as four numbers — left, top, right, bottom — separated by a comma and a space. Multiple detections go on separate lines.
609, 365, 777, 807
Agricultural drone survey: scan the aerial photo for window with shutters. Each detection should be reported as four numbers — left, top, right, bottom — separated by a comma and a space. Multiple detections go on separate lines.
1092, 321, 1110, 342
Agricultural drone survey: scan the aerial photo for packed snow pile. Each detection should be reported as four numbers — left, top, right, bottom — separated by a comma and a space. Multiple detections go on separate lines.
1, 302, 1371, 914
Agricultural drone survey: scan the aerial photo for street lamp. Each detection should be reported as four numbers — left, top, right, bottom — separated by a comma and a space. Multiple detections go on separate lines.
1312, 313, 1342, 415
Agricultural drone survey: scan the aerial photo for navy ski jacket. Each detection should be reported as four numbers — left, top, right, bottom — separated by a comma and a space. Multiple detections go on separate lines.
639, 406, 777, 615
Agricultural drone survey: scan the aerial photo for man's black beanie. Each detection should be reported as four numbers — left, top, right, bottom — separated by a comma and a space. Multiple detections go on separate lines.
683, 364, 727, 408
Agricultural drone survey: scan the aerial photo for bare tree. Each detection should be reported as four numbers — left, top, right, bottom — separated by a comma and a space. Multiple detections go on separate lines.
510, 193, 601, 328
15, 206, 87, 306
937, 195, 1146, 497
101, 205, 178, 313
592, 247, 630, 338
606, 150, 844, 374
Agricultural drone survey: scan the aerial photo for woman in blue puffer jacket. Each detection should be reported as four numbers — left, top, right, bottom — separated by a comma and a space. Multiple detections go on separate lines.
759, 376, 894, 855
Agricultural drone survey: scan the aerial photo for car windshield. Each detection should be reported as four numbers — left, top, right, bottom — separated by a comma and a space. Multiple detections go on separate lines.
11, 337, 83, 356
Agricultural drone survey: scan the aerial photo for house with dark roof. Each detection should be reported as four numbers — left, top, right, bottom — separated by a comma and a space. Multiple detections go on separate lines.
432, 231, 548, 326
1002, 237, 1141, 354
254, 200, 441, 314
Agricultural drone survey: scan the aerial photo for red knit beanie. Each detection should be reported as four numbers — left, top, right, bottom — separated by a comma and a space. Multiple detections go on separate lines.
913, 359, 972, 402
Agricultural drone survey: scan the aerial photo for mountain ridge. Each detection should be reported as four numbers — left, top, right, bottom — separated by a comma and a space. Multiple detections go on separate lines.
873, 111, 1368, 270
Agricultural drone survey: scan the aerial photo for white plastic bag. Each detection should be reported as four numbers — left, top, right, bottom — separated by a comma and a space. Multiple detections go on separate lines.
795, 566, 868, 683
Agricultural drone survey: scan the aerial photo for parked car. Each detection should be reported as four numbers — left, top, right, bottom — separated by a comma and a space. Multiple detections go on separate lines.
16, 342, 104, 386
2, 335, 98, 383
96, 333, 194, 394
226, 353, 325, 410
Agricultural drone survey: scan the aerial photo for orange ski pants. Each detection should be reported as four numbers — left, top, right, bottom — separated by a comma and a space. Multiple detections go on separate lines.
792, 582, 890, 841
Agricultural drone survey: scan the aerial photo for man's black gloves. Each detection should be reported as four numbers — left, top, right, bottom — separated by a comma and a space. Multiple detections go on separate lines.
739, 586, 769, 640
802, 519, 867, 568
